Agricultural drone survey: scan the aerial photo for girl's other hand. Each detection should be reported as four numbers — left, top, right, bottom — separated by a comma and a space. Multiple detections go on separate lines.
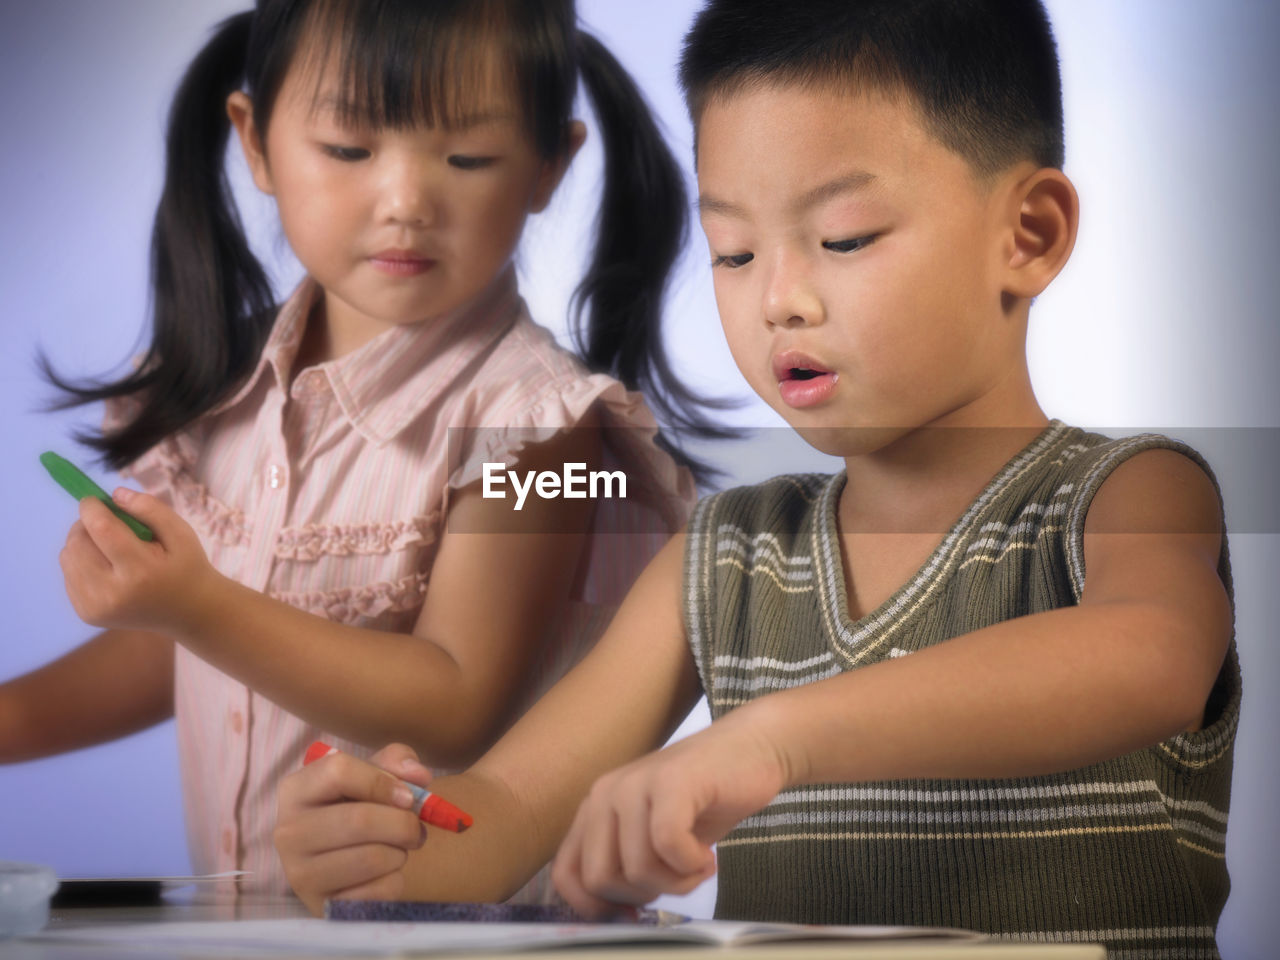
550, 712, 789, 918
58, 488, 215, 635
274, 743, 431, 915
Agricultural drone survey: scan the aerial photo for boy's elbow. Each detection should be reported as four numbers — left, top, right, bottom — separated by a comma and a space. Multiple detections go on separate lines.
1138, 604, 1231, 738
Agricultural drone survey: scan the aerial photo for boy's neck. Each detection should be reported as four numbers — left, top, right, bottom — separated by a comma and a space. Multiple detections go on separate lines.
838, 376, 1048, 536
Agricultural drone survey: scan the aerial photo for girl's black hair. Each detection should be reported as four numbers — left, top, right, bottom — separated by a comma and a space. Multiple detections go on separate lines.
46, 0, 730, 480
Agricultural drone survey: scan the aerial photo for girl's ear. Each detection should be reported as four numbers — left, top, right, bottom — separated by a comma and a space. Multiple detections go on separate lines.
530, 120, 588, 213
1001, 166, 1079, 300
226, 91, 275, 195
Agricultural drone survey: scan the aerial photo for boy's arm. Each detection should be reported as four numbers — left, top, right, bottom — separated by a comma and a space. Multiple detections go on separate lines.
552, 449, 1232, 916
273, 532, 701, 915
772, 448, 1230, 784
56, 418, 628, 766
0, 628, 173, 763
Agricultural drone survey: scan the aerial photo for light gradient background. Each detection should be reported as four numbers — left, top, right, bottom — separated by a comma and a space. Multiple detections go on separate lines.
1, 2, 1277, 957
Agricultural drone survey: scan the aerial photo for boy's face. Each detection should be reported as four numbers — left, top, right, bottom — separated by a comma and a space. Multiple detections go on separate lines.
696, 83, 1034, 456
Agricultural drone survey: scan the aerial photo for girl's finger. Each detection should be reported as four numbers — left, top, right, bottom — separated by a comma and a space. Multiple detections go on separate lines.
289, 842, 409, 902
370, 742, 433, 789
276, 799, 425, 855
283, 751, 418, 812
110, 488, 183, 542
331, 869, 408, 903
77, 496, 142, 564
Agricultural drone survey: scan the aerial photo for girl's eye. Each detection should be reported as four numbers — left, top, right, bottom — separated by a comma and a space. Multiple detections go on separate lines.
711, 253, 754, 269
321, 144, 371, 162
823, 235, 878, 254
448, 155, 496, 170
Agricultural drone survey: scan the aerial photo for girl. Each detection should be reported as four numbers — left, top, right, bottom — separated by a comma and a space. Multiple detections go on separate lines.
1, 0, 717, 900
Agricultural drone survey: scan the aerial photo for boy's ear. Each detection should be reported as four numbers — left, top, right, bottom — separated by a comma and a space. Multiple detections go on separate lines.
1001, 167, 1079, 300
531, 120, 587, 213
226, 91, 275, 196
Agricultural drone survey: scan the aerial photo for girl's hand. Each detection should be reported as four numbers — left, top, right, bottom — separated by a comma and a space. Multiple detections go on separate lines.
58, 489, 216, 635
274, 744, 431, 915
550, 710, 791, 918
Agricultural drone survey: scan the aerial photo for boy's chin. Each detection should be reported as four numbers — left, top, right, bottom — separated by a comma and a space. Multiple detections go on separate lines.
791, 423, 912, 459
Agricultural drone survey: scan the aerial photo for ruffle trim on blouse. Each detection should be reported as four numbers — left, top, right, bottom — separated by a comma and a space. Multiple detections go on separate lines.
271, 570, 429, 623
274, 513, 440, 561
447, 374, 695, 530
106, 397, 249, 547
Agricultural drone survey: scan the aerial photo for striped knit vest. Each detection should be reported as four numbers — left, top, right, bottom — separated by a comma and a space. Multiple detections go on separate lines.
683, 421, 1239, 960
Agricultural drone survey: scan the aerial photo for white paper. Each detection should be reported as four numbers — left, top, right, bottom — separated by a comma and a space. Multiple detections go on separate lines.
32, 917, 983, 955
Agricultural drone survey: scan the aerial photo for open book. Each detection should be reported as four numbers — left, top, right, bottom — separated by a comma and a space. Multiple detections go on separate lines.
35, 899, 988, 955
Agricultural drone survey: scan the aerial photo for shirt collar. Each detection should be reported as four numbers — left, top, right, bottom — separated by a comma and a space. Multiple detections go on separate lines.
212, 267, 522, 445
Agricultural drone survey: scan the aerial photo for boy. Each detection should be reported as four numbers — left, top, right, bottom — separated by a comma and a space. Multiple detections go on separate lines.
273, 1, 1237, 955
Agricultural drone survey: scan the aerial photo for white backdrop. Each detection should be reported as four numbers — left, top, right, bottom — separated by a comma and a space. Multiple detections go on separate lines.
0, 3, 1276, 956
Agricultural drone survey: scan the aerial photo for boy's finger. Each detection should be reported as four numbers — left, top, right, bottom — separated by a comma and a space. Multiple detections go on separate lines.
647, 790, 717, 878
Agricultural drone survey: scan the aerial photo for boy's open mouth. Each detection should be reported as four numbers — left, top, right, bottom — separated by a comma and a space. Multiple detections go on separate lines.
787, 367, 824, 381
772, 352, 839, 409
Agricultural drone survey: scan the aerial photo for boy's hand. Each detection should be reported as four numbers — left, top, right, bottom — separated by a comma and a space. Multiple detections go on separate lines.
551, 711, 790, 918
275, 743, 431, 916
58, 489, 218, 636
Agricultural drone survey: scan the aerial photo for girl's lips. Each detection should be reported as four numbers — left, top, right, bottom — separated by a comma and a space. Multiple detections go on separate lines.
772, 350, 839, 409
369, 252, 435, 277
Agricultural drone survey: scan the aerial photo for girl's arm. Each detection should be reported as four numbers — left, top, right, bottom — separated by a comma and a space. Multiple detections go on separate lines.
57, 417, 612, 766
0, 629, 173, 763
550, 448, 1234, 916
273, 533, 701, 913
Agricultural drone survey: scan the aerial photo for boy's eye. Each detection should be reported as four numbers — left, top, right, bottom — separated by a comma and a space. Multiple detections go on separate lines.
823, 235, 877, 254
711, 253, 754, 269
448, 155, 496, 170
321, 144, 371, 162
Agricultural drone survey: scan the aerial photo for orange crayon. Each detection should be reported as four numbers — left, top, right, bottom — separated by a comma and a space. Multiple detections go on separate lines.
304, 741, 473, 833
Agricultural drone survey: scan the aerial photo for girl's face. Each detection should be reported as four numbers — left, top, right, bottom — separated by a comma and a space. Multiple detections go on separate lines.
230, 49, 572, 355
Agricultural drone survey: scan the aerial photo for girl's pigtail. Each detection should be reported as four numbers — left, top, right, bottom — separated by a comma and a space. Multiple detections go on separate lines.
44, 11, 274, 472
572, 31, 736, 484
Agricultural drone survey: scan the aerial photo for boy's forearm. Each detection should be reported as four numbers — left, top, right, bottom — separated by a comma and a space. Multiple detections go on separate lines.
743, 602, 1222, 788
172, 575, 493, 762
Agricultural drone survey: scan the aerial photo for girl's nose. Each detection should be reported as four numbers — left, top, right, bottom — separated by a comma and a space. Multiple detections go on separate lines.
762, 250, 824, 329
374, 157, 440, 227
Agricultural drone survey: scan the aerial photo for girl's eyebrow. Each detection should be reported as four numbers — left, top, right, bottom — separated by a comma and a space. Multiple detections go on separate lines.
308, 93, 514, 131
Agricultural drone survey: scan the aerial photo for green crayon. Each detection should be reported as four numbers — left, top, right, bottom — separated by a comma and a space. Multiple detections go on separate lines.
39, 451, 154, 542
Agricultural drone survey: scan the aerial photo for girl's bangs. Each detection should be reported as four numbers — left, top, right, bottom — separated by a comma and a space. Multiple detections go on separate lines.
295, 0, 518, 130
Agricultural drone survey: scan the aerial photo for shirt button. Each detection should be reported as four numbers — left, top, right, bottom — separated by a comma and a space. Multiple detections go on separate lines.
229, 710, 244, 734
267, 464, 284, 489
222, 829, 234, 855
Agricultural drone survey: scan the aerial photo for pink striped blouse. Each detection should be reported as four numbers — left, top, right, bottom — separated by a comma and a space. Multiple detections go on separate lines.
111, 267, 695, 897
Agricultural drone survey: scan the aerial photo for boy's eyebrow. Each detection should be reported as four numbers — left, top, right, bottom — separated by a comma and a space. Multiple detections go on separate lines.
698, 170, 879, 220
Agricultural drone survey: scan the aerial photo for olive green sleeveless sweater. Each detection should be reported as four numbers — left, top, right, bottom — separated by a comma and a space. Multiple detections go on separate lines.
684, 421, 1238, 960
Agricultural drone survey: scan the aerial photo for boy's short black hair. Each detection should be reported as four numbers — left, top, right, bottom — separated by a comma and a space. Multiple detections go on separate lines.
679, 0, 1065, 175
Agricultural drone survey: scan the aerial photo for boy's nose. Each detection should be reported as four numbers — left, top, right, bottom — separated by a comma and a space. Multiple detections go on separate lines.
762, 251, 823, 329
